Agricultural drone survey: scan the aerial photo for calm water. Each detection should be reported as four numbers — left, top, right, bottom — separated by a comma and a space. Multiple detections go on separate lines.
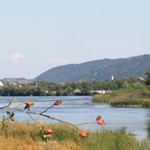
0, 96, 149, 140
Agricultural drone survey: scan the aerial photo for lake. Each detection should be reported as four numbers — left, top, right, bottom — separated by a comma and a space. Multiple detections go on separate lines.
0, 96, 149, 140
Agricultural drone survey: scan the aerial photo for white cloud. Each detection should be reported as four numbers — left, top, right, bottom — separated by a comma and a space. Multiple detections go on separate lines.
9, 52, 25, 63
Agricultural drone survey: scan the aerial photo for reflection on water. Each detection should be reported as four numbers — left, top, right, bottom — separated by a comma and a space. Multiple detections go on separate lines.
0, 96, 149, 140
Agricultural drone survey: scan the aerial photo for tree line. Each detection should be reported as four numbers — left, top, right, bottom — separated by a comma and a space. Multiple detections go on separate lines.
0, 70, 150, 96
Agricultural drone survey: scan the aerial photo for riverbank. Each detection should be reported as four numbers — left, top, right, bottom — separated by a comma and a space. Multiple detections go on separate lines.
92, 90, 150, 108
0, 122, 149, 150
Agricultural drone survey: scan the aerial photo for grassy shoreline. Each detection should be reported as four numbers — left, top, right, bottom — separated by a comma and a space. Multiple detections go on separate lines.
92, 90, 150, 108
0, 122, 149, 150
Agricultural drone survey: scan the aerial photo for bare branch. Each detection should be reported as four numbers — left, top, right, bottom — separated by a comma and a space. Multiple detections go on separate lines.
26, 112, 39, 123
0, 103, 80, 130
76, 121, 96, 125
16, 103, 23, 108
0, 102, 103, 131
0, 102, 11, 109
40, 104, 54, 114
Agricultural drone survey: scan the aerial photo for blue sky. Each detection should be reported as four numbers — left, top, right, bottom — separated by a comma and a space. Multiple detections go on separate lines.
0, 0, 150, 79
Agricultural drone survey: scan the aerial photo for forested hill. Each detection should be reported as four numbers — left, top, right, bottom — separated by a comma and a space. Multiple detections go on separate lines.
35, 54, 150, 83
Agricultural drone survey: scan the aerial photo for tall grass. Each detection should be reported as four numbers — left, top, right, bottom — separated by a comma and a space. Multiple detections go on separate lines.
0, 122, 149, 150
0, 122, 81, 150
93, 90, 150, 108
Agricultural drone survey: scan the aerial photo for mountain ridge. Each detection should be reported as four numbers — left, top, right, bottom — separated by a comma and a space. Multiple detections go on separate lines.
35, 54, 150, 83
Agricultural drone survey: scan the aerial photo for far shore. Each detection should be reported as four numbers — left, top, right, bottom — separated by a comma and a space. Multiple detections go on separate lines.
92, 90, 150, 108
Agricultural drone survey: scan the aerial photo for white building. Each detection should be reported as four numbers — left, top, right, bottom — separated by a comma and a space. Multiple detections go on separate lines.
0, 81, 3, 87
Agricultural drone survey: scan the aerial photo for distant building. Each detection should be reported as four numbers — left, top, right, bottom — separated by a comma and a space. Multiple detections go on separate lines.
2, 78, 34, 85
0, 81, 3, 87
91, 90, 112, 95
73, 88, 81, 94
111, 76, 114, 80
138, 77, 145, 81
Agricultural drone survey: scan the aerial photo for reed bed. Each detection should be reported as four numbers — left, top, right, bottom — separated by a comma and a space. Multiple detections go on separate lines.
0, 122, 149, 150
93, 91, 150, 108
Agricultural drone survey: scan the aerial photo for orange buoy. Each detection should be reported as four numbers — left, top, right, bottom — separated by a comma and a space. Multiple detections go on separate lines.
79, 130, 88, 138
54, 100, 62, 106
97, 119, 105, 125
47, 129, 53, 134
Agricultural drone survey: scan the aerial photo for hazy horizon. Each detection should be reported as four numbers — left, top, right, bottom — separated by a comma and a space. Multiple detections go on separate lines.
0, 53, 149, 79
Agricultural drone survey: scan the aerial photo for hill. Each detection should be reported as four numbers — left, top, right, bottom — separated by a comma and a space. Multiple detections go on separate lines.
35, 54, 150, 83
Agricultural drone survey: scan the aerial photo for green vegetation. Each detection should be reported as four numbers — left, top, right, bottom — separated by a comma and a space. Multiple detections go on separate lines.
93, 70, 150, 108
0, 122, 149, 150
93, 90, 150, 108
0, 76, 148, 96
145, 70, 150, 86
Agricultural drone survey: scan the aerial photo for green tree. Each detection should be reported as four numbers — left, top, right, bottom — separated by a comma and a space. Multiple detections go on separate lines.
56, 86, 64, 96
145, 70, 150, 86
